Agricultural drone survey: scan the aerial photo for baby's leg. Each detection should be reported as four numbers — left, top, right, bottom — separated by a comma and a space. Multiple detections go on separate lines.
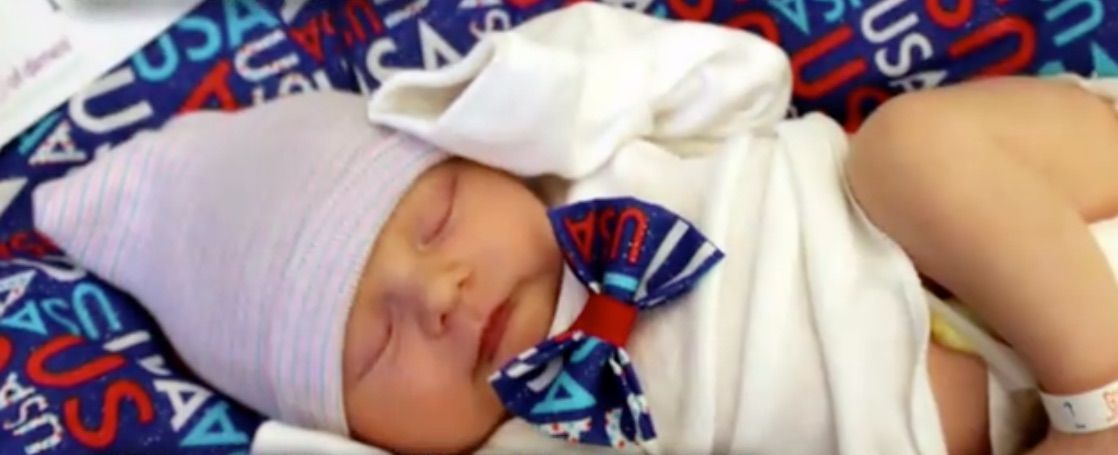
847, 77, 1118, 453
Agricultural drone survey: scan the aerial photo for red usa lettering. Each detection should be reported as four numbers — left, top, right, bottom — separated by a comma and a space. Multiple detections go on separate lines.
0, 335, 62, 455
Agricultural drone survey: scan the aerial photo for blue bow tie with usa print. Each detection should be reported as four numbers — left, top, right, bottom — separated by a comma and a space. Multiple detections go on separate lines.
489, 197, 724, 450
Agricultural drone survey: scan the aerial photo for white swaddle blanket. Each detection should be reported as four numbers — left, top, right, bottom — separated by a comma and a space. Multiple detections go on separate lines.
367, 3, 946, 454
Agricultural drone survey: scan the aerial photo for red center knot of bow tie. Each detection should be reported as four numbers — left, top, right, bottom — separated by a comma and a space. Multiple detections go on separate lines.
569, 294, 639, 347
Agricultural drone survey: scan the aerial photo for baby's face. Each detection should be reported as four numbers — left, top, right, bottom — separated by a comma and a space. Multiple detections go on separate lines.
343, 159, 562, 453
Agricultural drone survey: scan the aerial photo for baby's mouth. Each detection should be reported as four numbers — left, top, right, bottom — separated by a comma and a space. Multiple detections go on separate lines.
478, 302, 511, 368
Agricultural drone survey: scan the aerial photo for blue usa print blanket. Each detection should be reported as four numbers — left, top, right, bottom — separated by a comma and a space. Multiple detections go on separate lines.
1, 0, 1115, 453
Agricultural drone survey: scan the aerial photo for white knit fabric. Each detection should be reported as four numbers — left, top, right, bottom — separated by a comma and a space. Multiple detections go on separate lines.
32, 90, 446, 436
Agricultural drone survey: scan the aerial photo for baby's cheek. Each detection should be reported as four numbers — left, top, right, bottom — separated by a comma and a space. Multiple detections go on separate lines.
351, 373, 501, 452
416, 379, 506, 451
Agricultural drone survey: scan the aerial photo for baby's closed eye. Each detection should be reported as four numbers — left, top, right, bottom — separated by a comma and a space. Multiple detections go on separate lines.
418, 171, 458, 247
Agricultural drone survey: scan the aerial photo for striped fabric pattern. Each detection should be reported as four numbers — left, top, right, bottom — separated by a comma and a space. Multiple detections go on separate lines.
31, 91, 446, 436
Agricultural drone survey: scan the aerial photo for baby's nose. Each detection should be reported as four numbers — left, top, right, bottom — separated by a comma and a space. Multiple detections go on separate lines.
415, 261, 470, 336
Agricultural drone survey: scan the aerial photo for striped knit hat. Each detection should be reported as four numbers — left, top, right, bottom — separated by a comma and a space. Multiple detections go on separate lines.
32, 91, 446, 435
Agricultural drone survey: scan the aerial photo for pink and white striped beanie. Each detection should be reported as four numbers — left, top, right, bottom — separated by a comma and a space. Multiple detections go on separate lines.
31, 91, 446, 435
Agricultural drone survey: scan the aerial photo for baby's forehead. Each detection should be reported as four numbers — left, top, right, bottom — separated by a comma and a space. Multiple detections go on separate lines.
426, 158, 563, 202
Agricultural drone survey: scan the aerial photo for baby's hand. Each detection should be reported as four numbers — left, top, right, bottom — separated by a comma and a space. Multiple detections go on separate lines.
1028, 428, 1118, 455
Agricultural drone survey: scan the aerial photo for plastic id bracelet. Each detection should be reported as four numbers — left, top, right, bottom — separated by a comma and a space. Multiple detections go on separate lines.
1040, 380, 1118, 433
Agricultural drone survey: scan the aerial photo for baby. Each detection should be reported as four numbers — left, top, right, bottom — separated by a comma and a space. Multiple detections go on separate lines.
29, 4, 1118, 455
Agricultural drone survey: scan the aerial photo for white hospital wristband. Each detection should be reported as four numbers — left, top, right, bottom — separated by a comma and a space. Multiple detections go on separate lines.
1040, 380, 1118, 434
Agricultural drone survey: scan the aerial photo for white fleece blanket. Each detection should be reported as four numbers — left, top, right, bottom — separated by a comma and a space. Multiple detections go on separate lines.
366, 3, 945, 454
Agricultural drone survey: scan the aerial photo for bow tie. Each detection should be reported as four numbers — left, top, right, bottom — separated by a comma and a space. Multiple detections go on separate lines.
489, 197, 723, 450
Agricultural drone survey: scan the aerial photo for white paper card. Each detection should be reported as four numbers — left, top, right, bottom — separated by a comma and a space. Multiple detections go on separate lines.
0, 0, 204, 146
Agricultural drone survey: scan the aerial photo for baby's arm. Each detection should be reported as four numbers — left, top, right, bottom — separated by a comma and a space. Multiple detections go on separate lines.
847, 77, 1118, 451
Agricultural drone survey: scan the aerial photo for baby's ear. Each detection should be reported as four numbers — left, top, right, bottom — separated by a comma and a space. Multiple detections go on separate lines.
526, 175, 567, 206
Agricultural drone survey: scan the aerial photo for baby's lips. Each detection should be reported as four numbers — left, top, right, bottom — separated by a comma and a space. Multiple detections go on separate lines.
478, 301, 512, 366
